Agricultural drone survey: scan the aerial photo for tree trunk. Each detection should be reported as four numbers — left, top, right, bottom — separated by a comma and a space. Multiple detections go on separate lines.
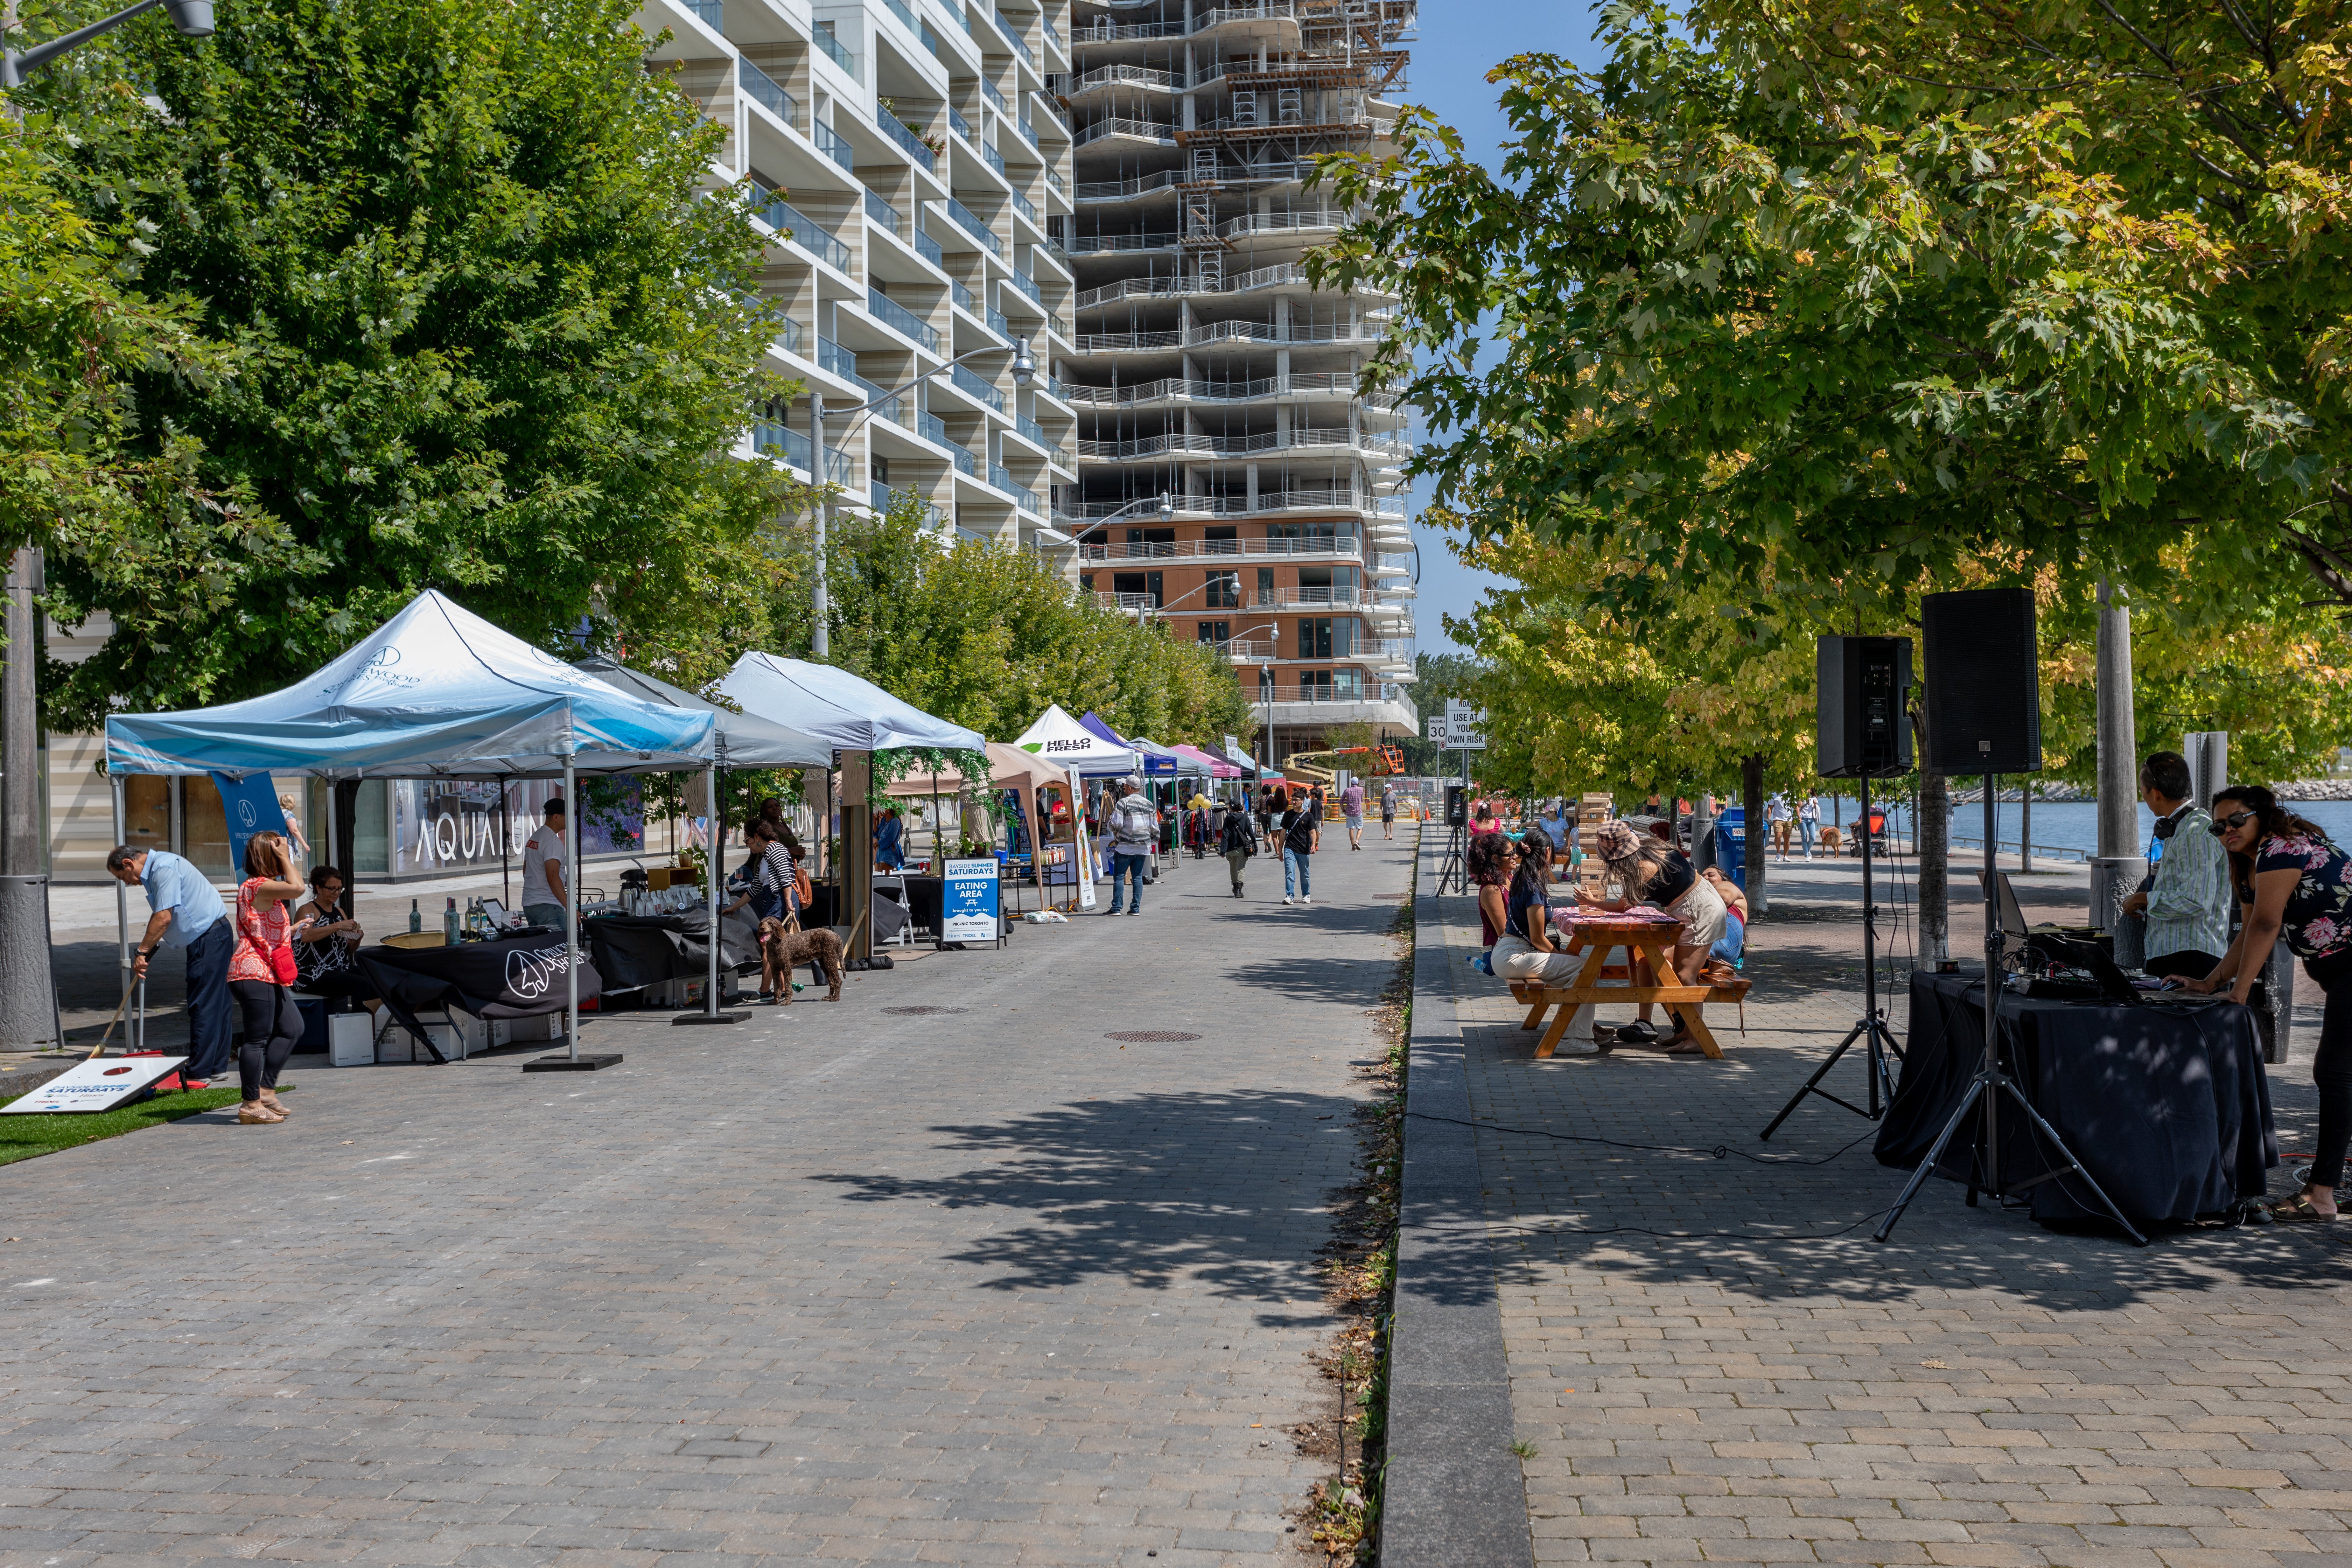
1741, 753, 1767, 916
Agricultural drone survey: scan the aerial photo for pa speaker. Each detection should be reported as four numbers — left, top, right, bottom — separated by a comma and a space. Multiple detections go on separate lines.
1816, 636, 1913, 778
1921, 588, 2042, 775
1444, 785, 1469, 827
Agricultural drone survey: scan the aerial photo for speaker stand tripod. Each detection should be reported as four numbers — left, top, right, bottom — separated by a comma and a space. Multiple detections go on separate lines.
1872, 774, 2147, 1245
1436, 824, 1466, 894
1761, 773, 1901, 1137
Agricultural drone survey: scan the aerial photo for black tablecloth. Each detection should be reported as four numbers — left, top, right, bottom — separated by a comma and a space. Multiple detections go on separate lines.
359, 932, 605, 1060
583, 911, 757, 992
1877, 971, 2277, 1223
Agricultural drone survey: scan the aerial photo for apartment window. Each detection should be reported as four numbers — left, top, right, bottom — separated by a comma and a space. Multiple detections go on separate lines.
1298, 669, 1333, 701
1204, 571, 1241, 609
1126, 526, 1175, 558
1297, 617, 1335, 659
1112, 570, 1162, 605
1079, 573, 1093, 592
872, 455, 889, 484
1256, 566, 1275, 605
1197, 621, 1230, 645
1204, 525, 1238, 555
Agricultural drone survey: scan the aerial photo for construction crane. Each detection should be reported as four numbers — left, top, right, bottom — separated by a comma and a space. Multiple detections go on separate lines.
1277, 744, 1407, 787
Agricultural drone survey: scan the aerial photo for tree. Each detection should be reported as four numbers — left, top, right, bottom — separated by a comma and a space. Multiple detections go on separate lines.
1308, 0, 2345, 634
26, 0, 798, 727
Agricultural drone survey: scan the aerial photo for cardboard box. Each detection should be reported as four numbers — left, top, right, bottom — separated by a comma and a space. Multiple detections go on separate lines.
326, 1010, 375, 1068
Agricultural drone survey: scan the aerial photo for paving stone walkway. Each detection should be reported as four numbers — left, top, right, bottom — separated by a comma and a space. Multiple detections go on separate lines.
1423, 837, 2352, 1566
0, 832, 1414, 1567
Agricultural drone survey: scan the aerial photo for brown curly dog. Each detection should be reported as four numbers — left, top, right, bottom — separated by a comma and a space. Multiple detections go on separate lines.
757, 917, 844, 1003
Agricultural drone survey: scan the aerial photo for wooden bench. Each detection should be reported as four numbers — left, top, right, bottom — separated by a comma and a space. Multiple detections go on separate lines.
1503, 914, 1751, 1059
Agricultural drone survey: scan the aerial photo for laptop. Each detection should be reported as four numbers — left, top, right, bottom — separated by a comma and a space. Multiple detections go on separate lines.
1979, 868, 2029, 941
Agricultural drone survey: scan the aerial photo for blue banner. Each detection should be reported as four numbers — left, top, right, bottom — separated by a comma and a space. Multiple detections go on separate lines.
941, 858, 1001, 942
211, 773, 291, 876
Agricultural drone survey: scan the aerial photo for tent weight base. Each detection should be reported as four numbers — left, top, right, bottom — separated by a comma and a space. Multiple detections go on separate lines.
524, 1052, 624, 1072
672, 1012, 747, 1027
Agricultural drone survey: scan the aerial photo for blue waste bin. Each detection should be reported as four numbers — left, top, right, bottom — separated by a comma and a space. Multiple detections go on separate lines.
1714, 806, 1747, 893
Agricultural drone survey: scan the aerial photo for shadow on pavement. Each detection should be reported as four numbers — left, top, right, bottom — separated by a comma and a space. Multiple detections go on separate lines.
811, 1086, 1363, 1319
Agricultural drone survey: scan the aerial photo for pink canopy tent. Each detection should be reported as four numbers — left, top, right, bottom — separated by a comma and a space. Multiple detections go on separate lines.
1171, 743, 1240, 779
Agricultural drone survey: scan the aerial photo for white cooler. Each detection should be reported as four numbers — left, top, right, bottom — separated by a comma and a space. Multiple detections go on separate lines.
326, 1010, 375, 1068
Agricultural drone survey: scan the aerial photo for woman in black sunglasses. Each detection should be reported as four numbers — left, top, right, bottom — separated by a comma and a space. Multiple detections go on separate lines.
2186, 784, 2352, 1221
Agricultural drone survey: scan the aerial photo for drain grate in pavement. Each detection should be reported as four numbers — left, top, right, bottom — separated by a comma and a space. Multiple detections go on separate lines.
882, 1006, 969, 1016
1106, 1030, 1200, 1042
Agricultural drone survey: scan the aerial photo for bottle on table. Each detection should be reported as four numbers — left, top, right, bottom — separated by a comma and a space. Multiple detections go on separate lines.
409, 898, 422, 934
442, 897, 460, 946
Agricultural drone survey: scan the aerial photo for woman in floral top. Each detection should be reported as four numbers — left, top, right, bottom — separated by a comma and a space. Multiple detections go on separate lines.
2188, 785, 2352, 1220
227, 832, 312, 1125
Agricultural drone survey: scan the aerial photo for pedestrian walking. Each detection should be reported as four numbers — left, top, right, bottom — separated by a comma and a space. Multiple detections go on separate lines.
873, 807, 905, 871
1380, 783, 1397, 839
1219, 795, 1259, 898
1280, 793, 1320, 904
226, 831, 310, 1125
1797, 795, 1820, 858
1340, 779, 1366, 850
1767, 792, 1793, 861
109, 841, 234, 1087
1103, 780, 1158, 915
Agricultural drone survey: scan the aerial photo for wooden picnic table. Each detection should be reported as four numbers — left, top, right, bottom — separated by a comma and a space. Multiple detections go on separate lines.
1507, 911, 1745, 1060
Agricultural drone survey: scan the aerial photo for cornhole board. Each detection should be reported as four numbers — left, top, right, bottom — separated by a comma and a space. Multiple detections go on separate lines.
2, 1055, 190, 1113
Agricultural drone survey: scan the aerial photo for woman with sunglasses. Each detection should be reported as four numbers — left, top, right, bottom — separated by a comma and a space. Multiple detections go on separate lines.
2186, 784, 2352, 1221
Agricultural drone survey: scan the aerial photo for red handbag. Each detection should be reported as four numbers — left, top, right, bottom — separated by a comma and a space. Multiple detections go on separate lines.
239, 889, 299, 986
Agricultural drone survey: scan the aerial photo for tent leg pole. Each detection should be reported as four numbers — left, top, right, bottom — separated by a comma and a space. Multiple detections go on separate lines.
672, 762, 741, 1026
565, 759, 579, 1062
112, 774, 128, 1021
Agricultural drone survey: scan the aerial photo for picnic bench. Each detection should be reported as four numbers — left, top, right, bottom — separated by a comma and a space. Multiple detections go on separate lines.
1504, 912, 1752, 1060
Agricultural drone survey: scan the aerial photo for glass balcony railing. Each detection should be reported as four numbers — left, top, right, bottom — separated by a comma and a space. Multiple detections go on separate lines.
1005, 269, 1043, 306
738, 294, 803, 354
817, 336, 856, 379
986, 306, 1010, 338
916, 229, 944, 265
855, 372, 905, 424
1014, 413, 1051, 449
939, 196, 1001, 255
990, 463, 1040, 513
867, 287, 939, 350
1009, 187, 1038, 224
950, 277, 976, 312
758, 193, 850, 272
952, 444, 979, 477
813, 26, 856, 77
864, 187, 902, 238
740, 58, 794, 126
876, 0, 916, 32
684, 0, 722, 28
981, 77, 1008, 114
951, 363, 1003, 411
751, 420, 851, 482
1041, 374, 1068, 404
992, 11, 1035, 66
948, 106, 973, 142
980, 139, 1008, 178
1044, 167, 1065, 196
920, 412, 950, 447
813, 120, 855, 170
1016, 117, 1039, 150
875, 108, 934, 172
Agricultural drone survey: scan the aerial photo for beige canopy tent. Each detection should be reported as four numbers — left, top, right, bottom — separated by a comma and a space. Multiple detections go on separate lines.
883, 742, 1074, 904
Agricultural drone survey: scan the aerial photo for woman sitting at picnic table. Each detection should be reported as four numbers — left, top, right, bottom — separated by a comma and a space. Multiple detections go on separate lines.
1580, 820, 1729, 1054
1491, 834, 1581, 985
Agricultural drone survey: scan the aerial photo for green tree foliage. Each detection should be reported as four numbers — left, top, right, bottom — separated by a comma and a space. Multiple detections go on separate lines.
22, 0, 797, 727
770, 493, 1257, 750
2, 105, 298, 676
1310, 0, 2352, 630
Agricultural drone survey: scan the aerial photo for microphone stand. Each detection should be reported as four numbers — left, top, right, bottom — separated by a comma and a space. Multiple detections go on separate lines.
1873, 772, 2146, 1245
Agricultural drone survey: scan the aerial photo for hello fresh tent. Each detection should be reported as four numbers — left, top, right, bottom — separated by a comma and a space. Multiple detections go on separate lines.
105, 590, 717, 1065
1011, 704, 1140, 777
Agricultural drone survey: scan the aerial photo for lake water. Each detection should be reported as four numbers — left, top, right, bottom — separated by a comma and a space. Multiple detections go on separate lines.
1795, 796, 2352, 862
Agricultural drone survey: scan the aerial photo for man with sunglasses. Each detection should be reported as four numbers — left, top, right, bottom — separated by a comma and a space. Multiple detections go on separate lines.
2117, 751, 2231, 979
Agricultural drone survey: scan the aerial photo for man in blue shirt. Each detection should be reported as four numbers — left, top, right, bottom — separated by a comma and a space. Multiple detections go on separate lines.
107, 845, 234, 1085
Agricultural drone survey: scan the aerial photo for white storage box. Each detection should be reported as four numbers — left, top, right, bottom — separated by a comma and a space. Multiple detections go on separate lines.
326, 1010, 374, 1068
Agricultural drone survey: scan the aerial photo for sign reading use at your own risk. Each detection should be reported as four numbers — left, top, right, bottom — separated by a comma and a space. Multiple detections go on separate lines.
2, 1056, 190, 1114
941, 859, 1001, 943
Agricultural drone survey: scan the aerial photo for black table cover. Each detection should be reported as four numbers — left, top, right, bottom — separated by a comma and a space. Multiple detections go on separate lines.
583, 911, 757, 992
1877, 971, 2276, 1224
358, 932, 605, 1060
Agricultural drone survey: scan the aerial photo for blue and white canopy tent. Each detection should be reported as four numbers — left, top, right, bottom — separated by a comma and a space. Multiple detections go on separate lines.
574, 655, 832, 1025
717, 651, 986, 961
1078, 711, 1178, 777
106, 591, 718, 1064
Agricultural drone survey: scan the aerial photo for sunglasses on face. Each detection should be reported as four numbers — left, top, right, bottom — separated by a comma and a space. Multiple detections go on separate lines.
2210, 810, 2257, 834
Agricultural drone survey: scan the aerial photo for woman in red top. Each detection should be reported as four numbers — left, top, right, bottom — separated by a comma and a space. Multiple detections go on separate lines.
228, 831, 311, 1125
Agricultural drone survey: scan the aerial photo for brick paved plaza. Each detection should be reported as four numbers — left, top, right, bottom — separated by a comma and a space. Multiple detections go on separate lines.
1417, 835, 2352, 1566
0, 835, 1414, 1567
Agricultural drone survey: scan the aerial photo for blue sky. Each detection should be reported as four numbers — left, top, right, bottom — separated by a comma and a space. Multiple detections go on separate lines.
1394, 3, 1602, 653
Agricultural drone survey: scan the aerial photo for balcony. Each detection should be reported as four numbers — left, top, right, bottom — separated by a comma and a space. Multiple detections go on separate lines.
1074, 532, 1366, 562
1067, 62, 1178, 94
1062, 372, 1398, 409
813, 25, 855, 78
1076, 429, 1406, 461
990, 463, 1041, 513
1258, 695, 1421, 734
1074, 116, 1177, 148
949, 105, 974, 142
936, 196, 1003, 256
864, 187, 903, 238
1004, 269, 1044, 307
758, 194, 852, 272
981, 77, 1009, 114
751, 419, 852, 482
813, 121, 856, 171
916, 229, 944, 265
867, 287, 940, 351
950, 443, 979, 477
1062, 488, 1392, 520
950, 362, 1004, 412
1009, 187, 1038, 225
875, 109, 936, 173
920, 411, 951, 447
1073, 319, 1390, 353
980, 138, 1009, 179
855, 372, 906, 425
986, 305, 1011, 338
740, 58, 795, 127
987, 10, 1034, 67
816, 336, 856, 379
683, 0, 722, 27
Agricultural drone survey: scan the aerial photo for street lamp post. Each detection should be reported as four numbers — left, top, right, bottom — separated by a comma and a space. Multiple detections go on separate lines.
1, 0, 215, 1055
802, 337, 1035, 657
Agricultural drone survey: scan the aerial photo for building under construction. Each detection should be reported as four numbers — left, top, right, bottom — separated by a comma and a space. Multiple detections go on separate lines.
1054, 0, 1420, 757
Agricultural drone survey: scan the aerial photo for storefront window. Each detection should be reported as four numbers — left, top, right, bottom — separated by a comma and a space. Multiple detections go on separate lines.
182, 776, 233, 879
122, 776, 170, 857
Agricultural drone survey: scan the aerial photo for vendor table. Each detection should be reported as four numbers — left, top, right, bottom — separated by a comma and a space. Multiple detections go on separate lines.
583, 909, 757, 994
359, 931, 604, 1063
1511, 911, 1733, 1060
1876, 971, 2277, 1224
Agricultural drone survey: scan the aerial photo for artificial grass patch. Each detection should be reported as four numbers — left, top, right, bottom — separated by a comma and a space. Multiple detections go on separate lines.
0, 1085, 246, 1166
